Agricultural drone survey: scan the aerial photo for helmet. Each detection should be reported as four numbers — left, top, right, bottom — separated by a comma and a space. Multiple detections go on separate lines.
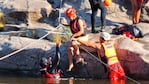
100, 32, 111, 40
40, 57, 48, 68
65, 7, 76, 18
104, 0, 112, 6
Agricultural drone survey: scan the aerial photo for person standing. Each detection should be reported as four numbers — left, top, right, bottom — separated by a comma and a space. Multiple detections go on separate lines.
144, 0, 149, 7
76, 32, 125, 82
65, 7, 88, 71
89, 0, 107, 33
130, 0, 144, 24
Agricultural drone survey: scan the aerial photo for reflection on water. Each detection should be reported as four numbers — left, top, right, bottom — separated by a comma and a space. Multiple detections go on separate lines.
0, 76, 149, 84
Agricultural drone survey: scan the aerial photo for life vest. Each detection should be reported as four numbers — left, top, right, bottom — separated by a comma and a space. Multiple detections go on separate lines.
101, 42, 118, 61
70, 17, 87, 35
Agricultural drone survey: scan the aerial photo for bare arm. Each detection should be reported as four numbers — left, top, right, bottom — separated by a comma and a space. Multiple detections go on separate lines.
77, 38, 101, 49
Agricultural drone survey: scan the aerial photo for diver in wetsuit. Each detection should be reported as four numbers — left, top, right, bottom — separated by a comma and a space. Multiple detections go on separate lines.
40, 42, 61, 78
47, 43, 61, 74
89, 0, 107, 33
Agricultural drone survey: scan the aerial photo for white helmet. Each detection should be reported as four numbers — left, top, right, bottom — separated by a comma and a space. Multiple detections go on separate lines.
100, 32, 111, 40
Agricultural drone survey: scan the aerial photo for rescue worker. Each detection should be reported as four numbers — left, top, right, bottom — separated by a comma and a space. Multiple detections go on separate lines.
75, 32, 125, 82
65, 7, 88, 71
40, 41, 61, 78
88, 0, 107, 33
130, 0, 144, 24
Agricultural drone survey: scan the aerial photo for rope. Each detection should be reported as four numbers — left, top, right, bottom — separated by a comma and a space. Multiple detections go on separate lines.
0, 0, 67, 60
0, 31, 51, 61
0, 31, 26, 35
0, 32, 49, 60
79, 46, 140, 84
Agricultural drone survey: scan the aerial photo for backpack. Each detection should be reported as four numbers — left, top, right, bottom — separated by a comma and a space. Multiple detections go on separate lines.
112, 25, 143, 39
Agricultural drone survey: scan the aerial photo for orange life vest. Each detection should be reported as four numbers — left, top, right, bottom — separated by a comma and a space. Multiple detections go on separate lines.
100, 42, 118, 62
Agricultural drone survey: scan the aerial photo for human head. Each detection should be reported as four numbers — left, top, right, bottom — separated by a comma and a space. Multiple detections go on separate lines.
100, 32, 111, 41
40, 57, 48, 68
65, 7, 76, 20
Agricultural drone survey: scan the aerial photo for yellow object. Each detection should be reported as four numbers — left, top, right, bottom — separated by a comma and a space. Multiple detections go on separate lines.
102, 42, 117, 59
0, 12, 4, 30
133, 38, 139, 41
104, 0, 112, 6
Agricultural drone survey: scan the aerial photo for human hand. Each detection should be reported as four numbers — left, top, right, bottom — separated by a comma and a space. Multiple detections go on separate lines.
71, 37, 77, 41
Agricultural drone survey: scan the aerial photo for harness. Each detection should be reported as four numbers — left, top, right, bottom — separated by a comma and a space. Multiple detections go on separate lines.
70, 17, 87, 35
70, 17, 80, 34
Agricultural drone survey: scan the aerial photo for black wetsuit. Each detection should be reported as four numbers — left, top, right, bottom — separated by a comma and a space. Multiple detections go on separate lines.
89, 0, 107, 33
47, 45, 61, 74
40, 44, 61, 75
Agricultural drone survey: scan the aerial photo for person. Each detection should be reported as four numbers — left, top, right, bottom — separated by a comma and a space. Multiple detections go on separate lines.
76, 32, 125, 82
88, 0, 107, 33
144, 0, 149, 7
65, 7, 88, 71
40, 41, 61, 78
130, 0, 144, 24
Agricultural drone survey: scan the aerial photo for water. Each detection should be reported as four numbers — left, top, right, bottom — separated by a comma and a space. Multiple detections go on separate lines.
0, 76, 149, 84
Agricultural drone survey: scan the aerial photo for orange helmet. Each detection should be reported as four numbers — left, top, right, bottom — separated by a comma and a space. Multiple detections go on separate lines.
65, 7, 76, 18
104, 0, 112, 6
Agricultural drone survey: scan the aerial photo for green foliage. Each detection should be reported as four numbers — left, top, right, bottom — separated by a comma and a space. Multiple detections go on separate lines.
52, 26, 71, 43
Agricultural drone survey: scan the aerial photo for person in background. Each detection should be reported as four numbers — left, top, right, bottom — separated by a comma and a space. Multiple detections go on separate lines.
144, 0, 149, 7
89, 0, 107, 33
130, 0, 144, 24
65, 7, 88, 71
76, 32, 125, 83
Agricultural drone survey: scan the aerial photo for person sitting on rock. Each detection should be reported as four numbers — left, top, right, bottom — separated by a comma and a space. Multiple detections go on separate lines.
64, 7, 88, 71
75, 32, 125, 82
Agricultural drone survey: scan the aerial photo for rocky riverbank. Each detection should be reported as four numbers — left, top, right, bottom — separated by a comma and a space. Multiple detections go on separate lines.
0, 0, 149, 79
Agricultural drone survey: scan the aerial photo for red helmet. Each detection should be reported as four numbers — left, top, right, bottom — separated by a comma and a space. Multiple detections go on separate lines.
65, 7, 76, 18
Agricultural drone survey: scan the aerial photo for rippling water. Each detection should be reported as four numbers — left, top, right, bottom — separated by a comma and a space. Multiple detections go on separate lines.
0, 76, 149, 84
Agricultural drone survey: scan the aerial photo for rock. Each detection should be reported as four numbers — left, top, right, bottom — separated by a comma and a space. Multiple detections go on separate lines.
114, 36, 149, 79
0, 0, 149, 80
140, 6, 149, 23
1, 0, 52, 26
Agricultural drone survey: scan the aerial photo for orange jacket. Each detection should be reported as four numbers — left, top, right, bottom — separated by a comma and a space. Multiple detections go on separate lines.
98, 41, 118, 62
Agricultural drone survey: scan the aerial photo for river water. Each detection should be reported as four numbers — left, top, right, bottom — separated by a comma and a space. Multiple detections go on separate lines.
0, 76, 149, 84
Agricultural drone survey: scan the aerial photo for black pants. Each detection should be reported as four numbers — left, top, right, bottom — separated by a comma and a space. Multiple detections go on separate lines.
89, 0, 107, 32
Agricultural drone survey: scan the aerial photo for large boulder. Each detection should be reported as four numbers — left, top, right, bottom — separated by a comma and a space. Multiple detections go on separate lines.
114, 35, 149, 80
0, 0, 52, 26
